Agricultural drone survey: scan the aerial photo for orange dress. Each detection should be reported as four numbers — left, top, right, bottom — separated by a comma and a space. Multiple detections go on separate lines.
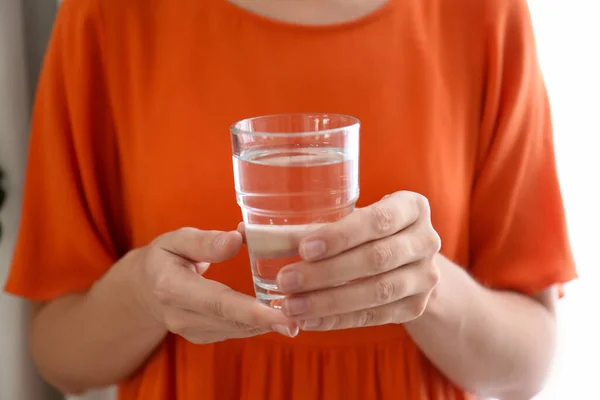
4, 0, 577, 399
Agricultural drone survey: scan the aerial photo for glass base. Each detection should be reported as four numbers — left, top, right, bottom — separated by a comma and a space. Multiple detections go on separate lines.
253, 276, 285, 309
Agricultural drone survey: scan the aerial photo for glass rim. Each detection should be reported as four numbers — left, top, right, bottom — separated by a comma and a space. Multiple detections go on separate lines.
230, 113, 360, 138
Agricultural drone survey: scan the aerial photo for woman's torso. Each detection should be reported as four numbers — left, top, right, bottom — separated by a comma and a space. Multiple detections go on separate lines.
96, 0, 487, 398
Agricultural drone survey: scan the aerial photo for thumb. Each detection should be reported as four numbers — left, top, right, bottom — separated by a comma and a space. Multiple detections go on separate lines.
155, 227, 243, 263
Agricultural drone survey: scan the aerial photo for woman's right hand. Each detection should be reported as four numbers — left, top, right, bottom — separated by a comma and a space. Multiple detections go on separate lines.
127, 227, 298, 343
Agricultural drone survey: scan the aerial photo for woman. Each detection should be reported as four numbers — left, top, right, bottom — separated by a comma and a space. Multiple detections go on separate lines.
4, 0, 576, 399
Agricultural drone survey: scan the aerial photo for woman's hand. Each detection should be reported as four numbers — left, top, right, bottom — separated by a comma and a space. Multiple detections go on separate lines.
276, 191, 442, 331
130, 227, 298, 342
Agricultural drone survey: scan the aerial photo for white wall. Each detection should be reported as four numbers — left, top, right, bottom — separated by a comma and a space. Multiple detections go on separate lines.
529, 1, 600, 398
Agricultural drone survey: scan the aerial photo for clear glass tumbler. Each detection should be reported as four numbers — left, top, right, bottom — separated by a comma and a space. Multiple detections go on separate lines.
230, 113, 360, 308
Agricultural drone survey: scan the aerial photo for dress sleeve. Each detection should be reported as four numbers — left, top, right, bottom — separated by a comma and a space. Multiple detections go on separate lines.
468, 0, 577, 295
4, 0, 125, 301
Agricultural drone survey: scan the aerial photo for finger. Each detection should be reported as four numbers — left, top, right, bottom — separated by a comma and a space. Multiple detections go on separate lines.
182, 308, 298, 337
215, 322, 299, 338
167, 307, 298, 340
298, 191, 428, 261
281, 259, 439, 318
156, 227, 243, 263
189, 324, 295, 344
165, 308, 264, 336
154, 267, 293, 328
182, 329, 269, 345
277, 223, 440, 293
297, 293, 431, 331
237, 222, 247, 245
213, 283, 295, 328
166, 308, 267, 334
244, 223, 324, 259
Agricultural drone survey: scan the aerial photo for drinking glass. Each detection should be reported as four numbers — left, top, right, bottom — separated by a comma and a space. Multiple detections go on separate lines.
230, 113, 360, 308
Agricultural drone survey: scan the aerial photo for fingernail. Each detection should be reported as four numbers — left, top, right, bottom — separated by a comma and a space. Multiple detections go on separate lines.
278, 270, 303, 292
283, 297, 309, 316
272, 324, 296, 337
213, 233, 228, 249
289, 324, 299, 337
300, 240, 326, 260
302, 318, 322, 330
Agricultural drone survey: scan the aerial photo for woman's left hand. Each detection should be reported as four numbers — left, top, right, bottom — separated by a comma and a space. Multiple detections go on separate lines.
276, 191, 442, 331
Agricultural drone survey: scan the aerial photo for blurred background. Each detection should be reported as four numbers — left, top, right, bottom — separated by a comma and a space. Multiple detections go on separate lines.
0, 0, 598, 399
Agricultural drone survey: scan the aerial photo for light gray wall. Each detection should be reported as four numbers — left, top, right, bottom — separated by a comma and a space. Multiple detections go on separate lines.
0, 1, 51, 399
0, 1, 61, 399
0, 1, 112, 399
22, 0, 59, 105
1, 1, 115, 398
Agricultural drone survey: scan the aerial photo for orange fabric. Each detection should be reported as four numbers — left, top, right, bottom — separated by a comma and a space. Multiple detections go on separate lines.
4, 0, 577, 399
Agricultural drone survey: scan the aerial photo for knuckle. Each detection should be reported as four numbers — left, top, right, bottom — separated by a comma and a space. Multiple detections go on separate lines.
246, 328, 266, 336
368, 242, 394, 272
423, 227, 442, 254
182, 227, 213, 251
205, 299, 225, 318
327, 314, 342, 330
409, 296, 428, 319
370, 204, 395, 234
333, 229, 351, 252
172, 227, 198, 245
319, 294, 339, 316
178, 226, 198, 235
405, 229, 440, 260
359, 309, 379, 327
233, 320, 253, 331
247, 327, 265, 336
190, 229, 210, 247
374, 278, 396, 304
413, 193, 431, 214
427, 263, 441, 287
390, 308, 406, 324
399, 237, 417, 260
